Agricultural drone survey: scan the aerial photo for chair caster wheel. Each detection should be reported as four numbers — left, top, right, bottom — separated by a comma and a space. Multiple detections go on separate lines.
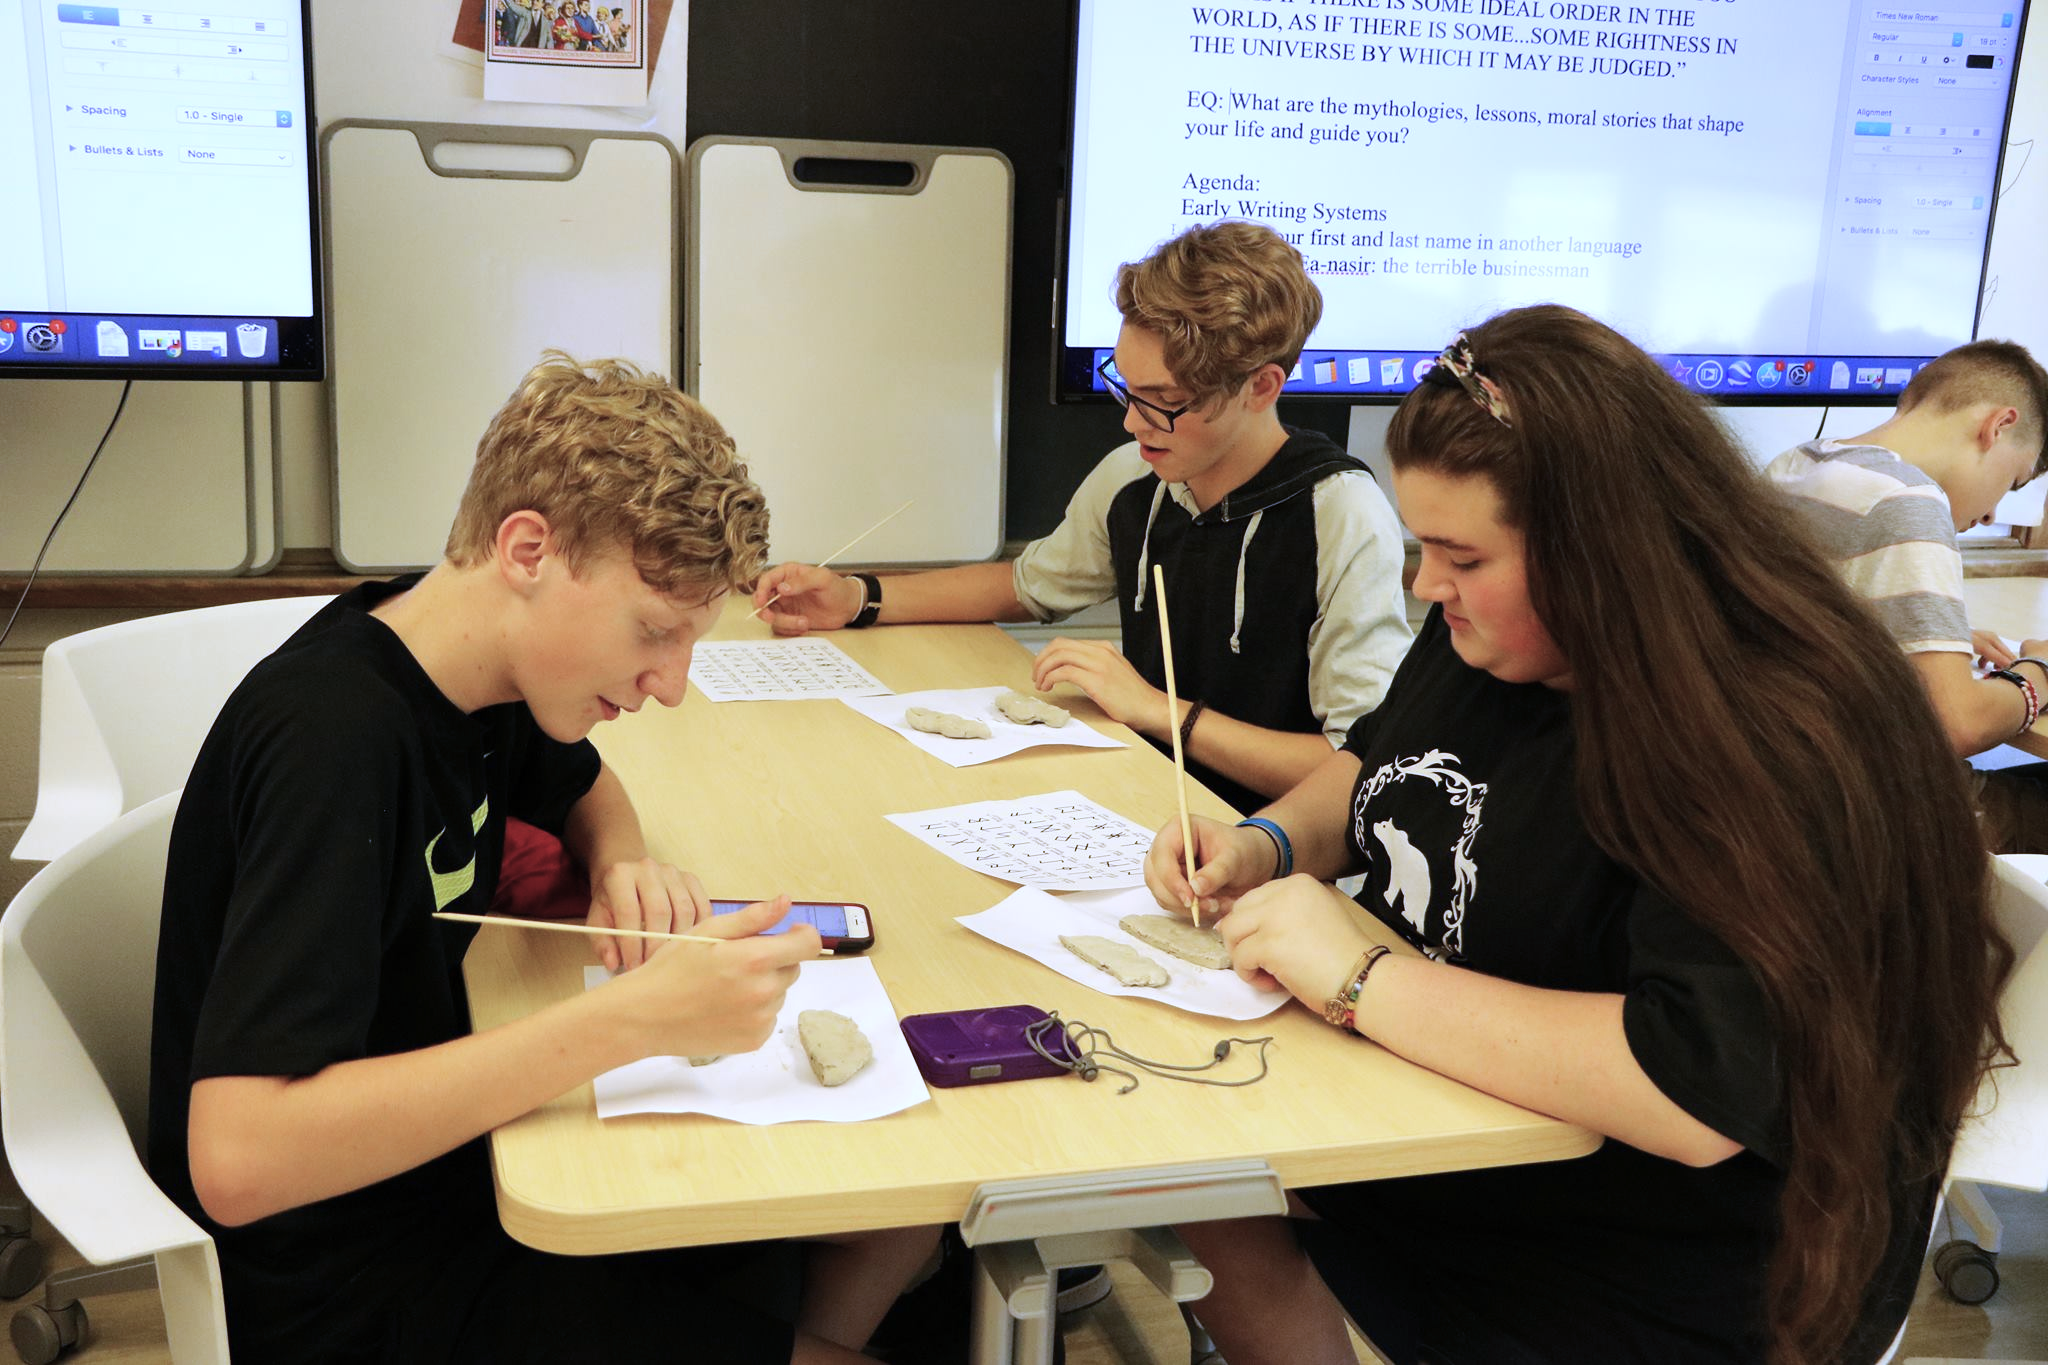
10, 1300, 86, 1365
1933, 1238, 2000, 1305
0, 1240, 44, 1302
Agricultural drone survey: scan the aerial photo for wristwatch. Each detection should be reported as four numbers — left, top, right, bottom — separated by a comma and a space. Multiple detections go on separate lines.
847, 573, 883, 629
1323, 945, 1391, 1032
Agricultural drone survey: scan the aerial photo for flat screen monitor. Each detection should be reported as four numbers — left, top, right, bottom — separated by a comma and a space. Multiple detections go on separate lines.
1059, 0, 2034, 404
0, 0, 322, 380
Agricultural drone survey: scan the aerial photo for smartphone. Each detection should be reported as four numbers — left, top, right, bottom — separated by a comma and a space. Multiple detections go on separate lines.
899, 1004, 1078, 1087
709, 899, 874, 954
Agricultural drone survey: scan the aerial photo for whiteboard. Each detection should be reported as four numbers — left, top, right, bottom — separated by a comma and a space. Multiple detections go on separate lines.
688, 138, 1011, 566
323, 121, 679, 572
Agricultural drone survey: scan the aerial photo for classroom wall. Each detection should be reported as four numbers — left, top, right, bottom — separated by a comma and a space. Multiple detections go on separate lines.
268, 0, 1354, 554
10, 0, 2048, 563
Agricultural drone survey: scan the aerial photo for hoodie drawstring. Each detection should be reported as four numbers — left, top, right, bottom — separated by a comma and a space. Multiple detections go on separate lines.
1229, 509, 1262, 654
1132, 483, 1169, 613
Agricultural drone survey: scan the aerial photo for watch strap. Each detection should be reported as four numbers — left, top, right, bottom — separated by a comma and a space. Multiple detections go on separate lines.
847, 573, 883, 629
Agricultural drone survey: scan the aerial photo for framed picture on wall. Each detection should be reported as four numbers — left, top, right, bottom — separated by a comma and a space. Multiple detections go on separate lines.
446, 0, 675, 106
480, 0, 647, 104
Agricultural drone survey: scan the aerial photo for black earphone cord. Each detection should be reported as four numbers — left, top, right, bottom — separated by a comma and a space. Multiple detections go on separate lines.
1024, 1012, 1275, 1095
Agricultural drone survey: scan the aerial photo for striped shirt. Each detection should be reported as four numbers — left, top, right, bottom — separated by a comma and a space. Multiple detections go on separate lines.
1766, 439, 1969, 655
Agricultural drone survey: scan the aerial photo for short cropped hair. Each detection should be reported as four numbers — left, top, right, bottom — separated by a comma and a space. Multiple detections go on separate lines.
1113, 221, 1322, 409
445, 352, 770, 601
1899, 339, 2048, 474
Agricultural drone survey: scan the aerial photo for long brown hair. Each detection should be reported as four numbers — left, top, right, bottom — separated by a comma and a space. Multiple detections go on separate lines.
1387, 305, 2012, 1364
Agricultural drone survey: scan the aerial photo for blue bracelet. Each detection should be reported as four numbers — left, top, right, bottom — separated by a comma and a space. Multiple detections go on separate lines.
1236, 817, 1293, 880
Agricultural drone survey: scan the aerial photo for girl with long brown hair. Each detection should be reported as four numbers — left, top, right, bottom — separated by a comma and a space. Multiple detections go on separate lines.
1146, 304, 2013, 1364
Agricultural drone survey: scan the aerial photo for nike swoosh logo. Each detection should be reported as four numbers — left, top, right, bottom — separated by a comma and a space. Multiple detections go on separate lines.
424, 795, 491, 911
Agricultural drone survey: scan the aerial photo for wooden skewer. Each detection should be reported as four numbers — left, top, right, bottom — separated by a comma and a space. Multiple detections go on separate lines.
1151, 563, 1202, 928
752, 498, 917, 620
433, 911, 832, 957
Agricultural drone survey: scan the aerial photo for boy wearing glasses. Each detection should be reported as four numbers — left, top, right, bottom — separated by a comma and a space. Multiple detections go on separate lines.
754, 221, 1410, 814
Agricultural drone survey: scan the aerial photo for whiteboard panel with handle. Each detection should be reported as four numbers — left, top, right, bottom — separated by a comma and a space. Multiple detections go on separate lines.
688, 138, 1011, 568
323, 120, 678, 573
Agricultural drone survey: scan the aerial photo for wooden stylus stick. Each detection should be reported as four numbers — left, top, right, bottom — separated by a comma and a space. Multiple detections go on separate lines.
433, 911, 832, 957
1151, 563, 1202, 928
752, 498, 917, 619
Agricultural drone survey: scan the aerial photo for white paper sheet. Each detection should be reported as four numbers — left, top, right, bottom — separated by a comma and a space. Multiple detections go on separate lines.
841, 686, 1126, 768
585, 957, 929, 1123
885, 790, 1156, 890
687, 638, 890, 701
957, 886, 1291, 1021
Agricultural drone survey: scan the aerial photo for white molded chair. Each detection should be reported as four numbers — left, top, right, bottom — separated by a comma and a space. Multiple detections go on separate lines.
0, 792, 228, 1363
11, 596, 331, 864
1877, 853, 2048, 1364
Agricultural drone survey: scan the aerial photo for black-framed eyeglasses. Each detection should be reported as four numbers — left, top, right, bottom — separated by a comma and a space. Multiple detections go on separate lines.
1097, 355, 1195, 433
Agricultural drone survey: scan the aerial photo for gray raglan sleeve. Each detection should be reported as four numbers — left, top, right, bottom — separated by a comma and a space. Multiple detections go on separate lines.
1307, 471, 1413, 745
1010, 442, 1153, 623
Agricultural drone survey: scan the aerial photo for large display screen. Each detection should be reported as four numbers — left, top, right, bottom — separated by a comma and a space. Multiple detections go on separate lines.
1060, 0, 2033, 403
0, 0, 322, 380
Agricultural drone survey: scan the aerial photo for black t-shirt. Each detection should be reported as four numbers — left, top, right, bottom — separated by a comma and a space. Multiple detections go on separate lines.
1301, 609, 1920, 1363
147, 579, 601, 1364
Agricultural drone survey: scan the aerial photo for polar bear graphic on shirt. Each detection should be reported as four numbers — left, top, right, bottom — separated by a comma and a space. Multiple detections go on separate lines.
1352, 750, 1485, 961
1371, 819, 1431, 937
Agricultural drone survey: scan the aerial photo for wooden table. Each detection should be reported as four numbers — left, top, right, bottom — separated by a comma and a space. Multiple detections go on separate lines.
1965, 577, 2048, 760
464, 605, 1598, 1310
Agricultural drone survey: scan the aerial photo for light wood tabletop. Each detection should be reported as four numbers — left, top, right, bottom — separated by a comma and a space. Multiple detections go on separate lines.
465, 602, 1600, 1256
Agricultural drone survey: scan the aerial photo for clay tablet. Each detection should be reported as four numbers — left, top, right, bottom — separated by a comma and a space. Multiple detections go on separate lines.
905, 706, 993, 740
994, 690, 1071, 728
1059, 934, 1169, 988
1118, 913, 1232, 970
798, 1009, 874, 1086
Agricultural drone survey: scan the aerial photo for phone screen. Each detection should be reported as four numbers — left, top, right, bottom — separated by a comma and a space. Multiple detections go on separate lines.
710, 900, 851, 938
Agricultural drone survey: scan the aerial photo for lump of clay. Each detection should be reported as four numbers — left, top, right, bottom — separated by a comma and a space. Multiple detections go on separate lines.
1118, 913, 1232, 970
687, 1056, 723, 1067
995, 690, 1070, 728
905, 706, 993, 740
1059, 934, 1169, 988
798, 1009, 874, 1086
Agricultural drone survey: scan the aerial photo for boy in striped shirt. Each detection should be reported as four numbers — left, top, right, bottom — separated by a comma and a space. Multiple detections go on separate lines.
1768, 339, 2048, 850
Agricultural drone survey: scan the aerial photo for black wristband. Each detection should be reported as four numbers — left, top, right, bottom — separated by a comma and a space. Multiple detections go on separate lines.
1179, 698, 1205, 749
848, 573, 883, 629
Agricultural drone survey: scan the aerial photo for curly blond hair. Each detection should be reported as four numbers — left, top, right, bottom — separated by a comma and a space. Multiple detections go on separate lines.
445, 352, 770, 600
1113, 221, 1322, 410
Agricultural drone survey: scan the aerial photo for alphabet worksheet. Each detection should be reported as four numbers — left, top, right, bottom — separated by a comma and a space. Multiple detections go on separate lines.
687, 638, 891, 701
885, 790, 1154, 890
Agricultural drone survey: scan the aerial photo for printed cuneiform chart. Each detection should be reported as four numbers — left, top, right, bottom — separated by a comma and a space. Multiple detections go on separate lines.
884, 791, 1152, 890
687, 639, 891, 702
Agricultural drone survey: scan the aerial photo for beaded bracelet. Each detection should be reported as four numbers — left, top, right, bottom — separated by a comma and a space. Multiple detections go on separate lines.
1995, 666, 2041, 735
1325, 944, 1392, 1034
